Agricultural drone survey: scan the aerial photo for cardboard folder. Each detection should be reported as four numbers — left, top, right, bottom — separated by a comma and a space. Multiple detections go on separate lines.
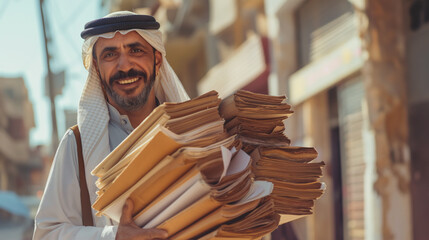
93, 121, 225, 217
133, 136, 239, 226
167, 181, 274, 239
92, 90, 221, 178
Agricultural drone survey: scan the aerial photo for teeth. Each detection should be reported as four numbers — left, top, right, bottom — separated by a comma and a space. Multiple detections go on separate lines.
118, 77, 139, 85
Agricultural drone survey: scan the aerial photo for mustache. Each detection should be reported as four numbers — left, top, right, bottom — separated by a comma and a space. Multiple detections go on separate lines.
109, 69, 148, 85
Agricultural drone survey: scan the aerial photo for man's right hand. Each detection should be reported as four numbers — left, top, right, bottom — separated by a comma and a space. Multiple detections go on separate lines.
116, 199, 169, 240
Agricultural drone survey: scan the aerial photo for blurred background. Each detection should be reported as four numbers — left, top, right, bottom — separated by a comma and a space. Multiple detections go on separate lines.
0, 0, 428, 239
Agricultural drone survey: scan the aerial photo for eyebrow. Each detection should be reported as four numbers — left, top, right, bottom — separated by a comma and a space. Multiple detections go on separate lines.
99, 42, 149, 57
127, 42, 147, 49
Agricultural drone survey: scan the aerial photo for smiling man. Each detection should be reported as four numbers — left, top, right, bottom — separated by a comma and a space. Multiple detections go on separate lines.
34, 11, 189, 240
94, 31, 161, 127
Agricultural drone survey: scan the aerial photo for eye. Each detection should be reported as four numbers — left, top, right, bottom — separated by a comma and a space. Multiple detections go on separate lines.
102, 52, 117, 59
130, 48, 145, 55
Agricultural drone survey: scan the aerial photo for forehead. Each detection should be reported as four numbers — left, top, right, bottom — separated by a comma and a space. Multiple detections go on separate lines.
94, 31, 152, 52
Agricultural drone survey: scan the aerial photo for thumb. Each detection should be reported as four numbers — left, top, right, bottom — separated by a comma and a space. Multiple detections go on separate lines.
120, 198, 134, 225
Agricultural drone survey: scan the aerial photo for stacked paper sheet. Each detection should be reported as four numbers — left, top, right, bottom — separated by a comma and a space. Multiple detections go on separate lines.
219, 90, 293, 153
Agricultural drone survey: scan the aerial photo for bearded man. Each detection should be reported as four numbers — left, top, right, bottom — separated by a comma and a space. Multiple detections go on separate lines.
34, 11, 189, 240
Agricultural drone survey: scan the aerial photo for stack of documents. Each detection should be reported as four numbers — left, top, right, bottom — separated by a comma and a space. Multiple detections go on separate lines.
219, 90, 293, 153
91, 90, 325, 239
251, 146, 325, 215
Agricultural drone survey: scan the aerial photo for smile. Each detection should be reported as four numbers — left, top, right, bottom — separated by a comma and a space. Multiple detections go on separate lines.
117, 77, 139, 85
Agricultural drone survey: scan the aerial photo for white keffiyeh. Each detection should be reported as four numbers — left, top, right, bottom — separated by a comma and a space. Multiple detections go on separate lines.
78, 11, 190, 172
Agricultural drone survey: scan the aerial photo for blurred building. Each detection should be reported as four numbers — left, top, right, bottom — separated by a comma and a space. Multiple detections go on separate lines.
406, 0, 429, 239
0, 77, 43, 196
276, 1, 427, 240
63, 109, 77, 130
276, 1, 373, 240
102, 0, 428, 239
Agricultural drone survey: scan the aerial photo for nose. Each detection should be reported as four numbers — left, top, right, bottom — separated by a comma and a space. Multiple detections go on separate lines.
117, 54, 133, 72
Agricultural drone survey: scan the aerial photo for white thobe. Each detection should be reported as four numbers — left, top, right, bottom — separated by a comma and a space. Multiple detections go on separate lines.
33, 104, 134, 240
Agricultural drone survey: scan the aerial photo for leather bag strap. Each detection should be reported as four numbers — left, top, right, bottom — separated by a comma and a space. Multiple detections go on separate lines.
70, 125, 94, 226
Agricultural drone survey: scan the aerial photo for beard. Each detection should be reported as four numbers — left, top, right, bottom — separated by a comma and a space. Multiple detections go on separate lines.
101, 68, 155, 112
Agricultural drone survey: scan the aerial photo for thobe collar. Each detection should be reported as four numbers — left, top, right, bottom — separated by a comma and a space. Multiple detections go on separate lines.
107, 103, 134, 134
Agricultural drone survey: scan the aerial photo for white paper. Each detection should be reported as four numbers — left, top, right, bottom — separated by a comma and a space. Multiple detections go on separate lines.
220, 146, 232, 180
143, 179, 210, 229
226, 149, 250, 176
235, 180, 273, 205
134, 172, 201, 227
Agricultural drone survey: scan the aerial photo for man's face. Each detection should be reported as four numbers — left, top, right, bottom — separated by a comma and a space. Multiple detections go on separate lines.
93, 31, 162, 112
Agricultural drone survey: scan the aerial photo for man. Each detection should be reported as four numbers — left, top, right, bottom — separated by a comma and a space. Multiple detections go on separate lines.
34, 11, 190, 240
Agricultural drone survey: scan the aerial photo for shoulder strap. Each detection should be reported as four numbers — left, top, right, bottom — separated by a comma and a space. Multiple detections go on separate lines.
70, 125, 94, 227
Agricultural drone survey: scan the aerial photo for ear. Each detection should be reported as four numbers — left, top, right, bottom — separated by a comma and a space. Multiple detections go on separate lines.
155, 51, 163, 74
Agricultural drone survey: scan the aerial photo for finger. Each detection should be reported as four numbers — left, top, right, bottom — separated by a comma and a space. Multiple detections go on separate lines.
120, 198, 134, 225
142, 229, 169, 239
